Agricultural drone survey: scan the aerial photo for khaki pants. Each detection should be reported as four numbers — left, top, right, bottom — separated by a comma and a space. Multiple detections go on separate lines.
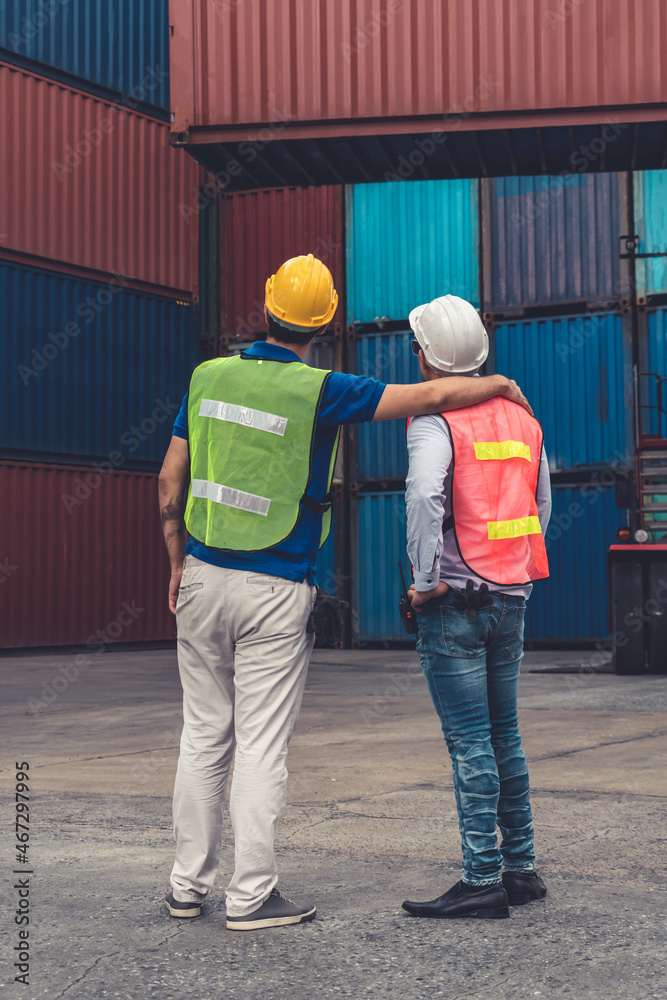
170, 555, 316, 917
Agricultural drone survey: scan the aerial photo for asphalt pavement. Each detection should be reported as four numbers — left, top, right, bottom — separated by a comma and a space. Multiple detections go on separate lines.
1, 646, 666, 1000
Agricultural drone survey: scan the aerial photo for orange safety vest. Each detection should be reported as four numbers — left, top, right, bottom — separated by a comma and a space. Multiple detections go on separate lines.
411, 397, 549, 587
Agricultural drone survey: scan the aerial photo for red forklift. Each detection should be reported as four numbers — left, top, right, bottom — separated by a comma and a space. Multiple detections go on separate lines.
609, 367, 667, 674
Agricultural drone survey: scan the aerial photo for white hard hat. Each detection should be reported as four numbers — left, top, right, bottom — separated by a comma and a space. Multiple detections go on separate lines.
409, 295, 489, 374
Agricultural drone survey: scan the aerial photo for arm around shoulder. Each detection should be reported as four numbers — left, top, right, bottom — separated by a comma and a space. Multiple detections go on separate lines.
372, 374, 533, 421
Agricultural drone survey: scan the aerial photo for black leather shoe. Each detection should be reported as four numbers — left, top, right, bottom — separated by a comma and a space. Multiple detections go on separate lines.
502, 870, 547, 905
402, 880, 509, 919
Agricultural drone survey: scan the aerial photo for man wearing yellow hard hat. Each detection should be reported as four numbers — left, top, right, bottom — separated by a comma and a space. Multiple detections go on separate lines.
158, 254, 531, 931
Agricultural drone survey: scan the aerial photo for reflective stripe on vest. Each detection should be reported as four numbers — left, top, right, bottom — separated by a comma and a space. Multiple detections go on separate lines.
438, 397, 549, 586
474, 440, 531, 462
487, 516, 542, 541
199, 398, 288, 437
184, 354, 336, 553
191, 478, 272, 517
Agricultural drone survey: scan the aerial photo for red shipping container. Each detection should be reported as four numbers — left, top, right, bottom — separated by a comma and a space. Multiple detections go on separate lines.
0, 62, 200, 298
221, 186, 345, 340
171, 0, 667, 136
0, 461, 174, 648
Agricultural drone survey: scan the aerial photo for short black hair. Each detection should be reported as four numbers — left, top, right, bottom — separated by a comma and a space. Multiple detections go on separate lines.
267, 313, 325, 346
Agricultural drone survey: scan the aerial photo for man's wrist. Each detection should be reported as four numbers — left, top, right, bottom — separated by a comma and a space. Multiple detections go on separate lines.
414, 572, 438, 592
485, 374, 508, 395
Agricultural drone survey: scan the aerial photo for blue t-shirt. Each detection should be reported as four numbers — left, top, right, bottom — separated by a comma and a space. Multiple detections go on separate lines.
173, 341, 386, 583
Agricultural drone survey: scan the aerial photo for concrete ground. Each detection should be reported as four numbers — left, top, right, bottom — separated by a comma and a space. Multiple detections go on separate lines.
1, 646, 666, 1000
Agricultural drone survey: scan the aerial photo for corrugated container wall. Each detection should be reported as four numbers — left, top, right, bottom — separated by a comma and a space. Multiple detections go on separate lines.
0, 0, 170, 111
351, 487, 618, 644
2, 261, 197, 464
315, 531, 337, 596
346, 181, 479, 325
485, 173, 624, 311
171, 0, 667, 128
639, 308, 667, 437
353, 331, 419, 481
352, 492, 410, 644
526, 485, 618, 642
0, 64, 199, 296
222, 187, 344, 340
493, 312, 632, 472
0, 461, 174, 648
634, 170, 667, 298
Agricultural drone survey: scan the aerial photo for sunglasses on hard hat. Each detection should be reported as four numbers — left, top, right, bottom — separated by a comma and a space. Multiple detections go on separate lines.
411, 339, 421, 356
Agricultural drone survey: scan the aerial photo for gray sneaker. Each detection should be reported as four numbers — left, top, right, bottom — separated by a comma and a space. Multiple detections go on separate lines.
165, 891, 203, 918
226, 888, 316, 931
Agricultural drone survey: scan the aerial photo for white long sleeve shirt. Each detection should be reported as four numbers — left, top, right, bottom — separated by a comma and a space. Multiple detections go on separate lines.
406, 413, 552, 599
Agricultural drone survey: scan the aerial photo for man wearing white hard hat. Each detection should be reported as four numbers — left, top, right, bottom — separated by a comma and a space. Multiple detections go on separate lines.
401, 295, 552, 921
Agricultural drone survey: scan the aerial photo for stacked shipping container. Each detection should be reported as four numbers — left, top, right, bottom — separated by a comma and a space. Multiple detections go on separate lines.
0, 0, 170, 112
346, 176, 634, 645
1, 3, 200, 648
215, 172, 667, 645
219, 186, 349, 598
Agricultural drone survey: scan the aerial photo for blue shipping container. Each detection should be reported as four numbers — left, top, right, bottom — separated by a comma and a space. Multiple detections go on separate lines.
352, 487, 618, 644
354, 330, 419, 481
2, 260, 198, 464
346, 180, 479, 324
487, 173, 622, 310
315, 530, 338, 595
526, 485, 618, 642
0, 0, 169, 111
494, 312, 632, 472
352, 491, 411, 643
634, 169, 667, 298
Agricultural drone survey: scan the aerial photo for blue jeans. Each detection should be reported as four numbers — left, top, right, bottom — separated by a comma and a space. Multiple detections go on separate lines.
416, 589, 536, 886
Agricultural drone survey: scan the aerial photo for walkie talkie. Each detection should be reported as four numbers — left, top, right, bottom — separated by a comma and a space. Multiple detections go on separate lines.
398, 561, 418, 635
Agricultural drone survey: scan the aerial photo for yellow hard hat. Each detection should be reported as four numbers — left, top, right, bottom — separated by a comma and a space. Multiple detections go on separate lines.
265, 254, 338, 331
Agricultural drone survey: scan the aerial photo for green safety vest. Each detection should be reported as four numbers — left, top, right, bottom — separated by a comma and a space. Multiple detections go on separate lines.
184, 353, 339, 552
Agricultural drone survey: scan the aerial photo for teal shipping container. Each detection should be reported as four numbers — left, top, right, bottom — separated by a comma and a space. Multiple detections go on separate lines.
634, 170, 667, 298
351, 486, 618, 645
493, 312, 632, 473
0, 0, 170, 112
352, 491, 410, 644
346, 180, 479, 325
638, 308, 667, 438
